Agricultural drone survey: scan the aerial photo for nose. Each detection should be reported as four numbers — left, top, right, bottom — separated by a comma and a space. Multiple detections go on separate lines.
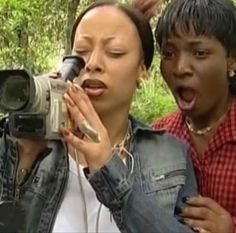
85, 49, 104, 73
173, 54, 192, 78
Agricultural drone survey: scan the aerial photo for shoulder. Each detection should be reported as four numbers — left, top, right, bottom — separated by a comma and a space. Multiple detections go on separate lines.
134, 124, 188, 161
154, 130, 188, 157
152, 111, 182, 130
131, 115, 186, 149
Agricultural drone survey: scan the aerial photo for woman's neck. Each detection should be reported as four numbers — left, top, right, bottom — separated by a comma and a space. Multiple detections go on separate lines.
70, 111, 130, 166
188, 94, 233, 131
100, 111, 130, 147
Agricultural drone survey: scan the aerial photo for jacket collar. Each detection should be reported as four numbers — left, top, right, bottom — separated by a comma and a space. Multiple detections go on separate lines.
129, 115, 165, 136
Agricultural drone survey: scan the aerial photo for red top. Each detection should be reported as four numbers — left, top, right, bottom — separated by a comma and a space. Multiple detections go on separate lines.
153, 99, 236, 231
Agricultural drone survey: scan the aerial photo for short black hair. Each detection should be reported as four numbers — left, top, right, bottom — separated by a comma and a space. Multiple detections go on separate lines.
70, 0, 154, 69
155, 0, 236, 55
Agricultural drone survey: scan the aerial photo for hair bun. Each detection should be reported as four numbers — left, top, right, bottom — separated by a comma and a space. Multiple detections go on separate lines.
131, 0, 160, 21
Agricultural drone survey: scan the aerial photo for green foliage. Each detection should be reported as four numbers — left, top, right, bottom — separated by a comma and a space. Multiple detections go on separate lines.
0, 0, 67, 74
0, 0, 176, 124
131, 56, 176, 124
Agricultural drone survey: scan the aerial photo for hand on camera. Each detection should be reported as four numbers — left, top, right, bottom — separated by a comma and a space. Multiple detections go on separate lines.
14, 138, 48, 170
61, 83, 113, 171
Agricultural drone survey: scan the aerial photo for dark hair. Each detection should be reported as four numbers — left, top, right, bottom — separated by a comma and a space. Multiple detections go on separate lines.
70, 0, 155, 69
155, 0, 236, 55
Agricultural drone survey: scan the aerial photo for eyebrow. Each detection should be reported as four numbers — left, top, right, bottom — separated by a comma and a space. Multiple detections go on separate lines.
76, 34, 126, 43
187, 41, 205, 46
164, 40, 207, 48
75, 34, 92, 43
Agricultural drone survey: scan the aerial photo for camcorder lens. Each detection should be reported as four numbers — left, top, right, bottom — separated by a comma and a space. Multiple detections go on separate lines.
0, 75, 29, 111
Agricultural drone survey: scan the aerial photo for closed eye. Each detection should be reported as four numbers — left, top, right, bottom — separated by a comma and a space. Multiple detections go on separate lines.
106, 51, 126, 58
76, 50, 89, 56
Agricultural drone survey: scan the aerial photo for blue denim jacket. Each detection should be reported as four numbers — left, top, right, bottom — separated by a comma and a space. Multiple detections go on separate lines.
85, 117, 197, 233
0, 116, 197, 233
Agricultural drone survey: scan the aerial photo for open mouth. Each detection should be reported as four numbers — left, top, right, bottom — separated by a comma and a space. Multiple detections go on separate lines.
175, 87, 197, 111
82, 79, 107, 97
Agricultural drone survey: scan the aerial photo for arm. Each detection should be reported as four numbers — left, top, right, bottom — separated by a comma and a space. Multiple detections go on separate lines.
175, 152, 198, 211
86, 154, 196, 233
62, 85, 196, 233
175, 152, 234, 233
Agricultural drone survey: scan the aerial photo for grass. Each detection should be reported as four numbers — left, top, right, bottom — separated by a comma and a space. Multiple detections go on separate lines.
131, 74, 176, 124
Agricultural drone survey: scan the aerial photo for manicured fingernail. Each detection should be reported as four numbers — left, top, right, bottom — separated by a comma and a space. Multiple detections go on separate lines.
62, 129, 70, 136
174, 206, 182, 215
63, 94, 74, 107
71, 84, 78, 93
66, 80, 73, 87
182, 196, 190, 203
178, 219, 186, 225
74, 83, 84, 92
192, 227, 200, 232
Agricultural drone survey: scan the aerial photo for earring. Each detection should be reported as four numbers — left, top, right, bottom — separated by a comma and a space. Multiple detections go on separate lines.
228, 69, 236, 93
136, 79, 142, 89
229, 70, 235, 78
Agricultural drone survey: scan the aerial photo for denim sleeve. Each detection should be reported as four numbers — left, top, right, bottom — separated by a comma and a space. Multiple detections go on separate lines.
175, 149, 198, 210
86, 154, 195, 233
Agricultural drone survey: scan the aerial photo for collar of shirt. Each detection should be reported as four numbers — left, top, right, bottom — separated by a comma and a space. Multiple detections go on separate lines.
153, 98, 236, 160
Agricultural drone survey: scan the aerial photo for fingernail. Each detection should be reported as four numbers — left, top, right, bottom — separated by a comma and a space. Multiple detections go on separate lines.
192, 227, 200, 233
73, 83, 82, 89
182, 196, 190, 203
66, 80, 73, 87
63, 94, 74, 107
71, 85, 78, 93
62, 128, 70, 136
178, 219, 186, 225
174, 206, 182, 215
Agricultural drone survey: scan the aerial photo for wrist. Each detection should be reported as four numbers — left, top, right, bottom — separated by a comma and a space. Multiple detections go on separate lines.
88, 151, 113, 172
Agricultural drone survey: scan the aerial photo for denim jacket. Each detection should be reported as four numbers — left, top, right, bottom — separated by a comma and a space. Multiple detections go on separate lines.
0, 116, 197, 233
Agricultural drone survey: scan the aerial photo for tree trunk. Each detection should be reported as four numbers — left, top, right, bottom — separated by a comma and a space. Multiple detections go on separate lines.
65, 0, 80, 55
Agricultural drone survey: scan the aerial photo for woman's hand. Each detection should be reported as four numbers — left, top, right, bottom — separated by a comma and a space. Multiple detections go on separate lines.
61, 83, 113, 171
179, 196, 234, 233
13, 138, 48, 171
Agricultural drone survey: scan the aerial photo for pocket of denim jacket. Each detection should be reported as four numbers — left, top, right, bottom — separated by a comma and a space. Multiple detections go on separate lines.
141, 163, 186, 214
142, 162, 186, 193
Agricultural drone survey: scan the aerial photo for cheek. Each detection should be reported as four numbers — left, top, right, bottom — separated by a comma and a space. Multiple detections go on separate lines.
160, 61, 173, 87
111, 59, 140, 81
197, 62, 228, 90
118, 68, 138, 90
195, 65, 229, 106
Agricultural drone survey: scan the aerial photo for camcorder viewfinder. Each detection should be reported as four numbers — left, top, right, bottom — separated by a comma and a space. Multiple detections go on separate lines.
0, 55, 85, 139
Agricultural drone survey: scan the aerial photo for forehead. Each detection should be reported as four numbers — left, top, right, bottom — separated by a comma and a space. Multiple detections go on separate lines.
163, 27, 220, 46
75, 6, 139, 42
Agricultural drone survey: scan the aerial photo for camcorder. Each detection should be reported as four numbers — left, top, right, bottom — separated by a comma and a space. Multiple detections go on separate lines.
0, 55, 85, 140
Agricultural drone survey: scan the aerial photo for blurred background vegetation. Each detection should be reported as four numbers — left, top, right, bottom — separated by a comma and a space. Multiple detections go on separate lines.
0, 0, 176, 124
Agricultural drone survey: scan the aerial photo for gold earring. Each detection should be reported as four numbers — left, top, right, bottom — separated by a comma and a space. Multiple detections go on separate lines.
136, 79, 142, 89
229, 70, 235, 77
